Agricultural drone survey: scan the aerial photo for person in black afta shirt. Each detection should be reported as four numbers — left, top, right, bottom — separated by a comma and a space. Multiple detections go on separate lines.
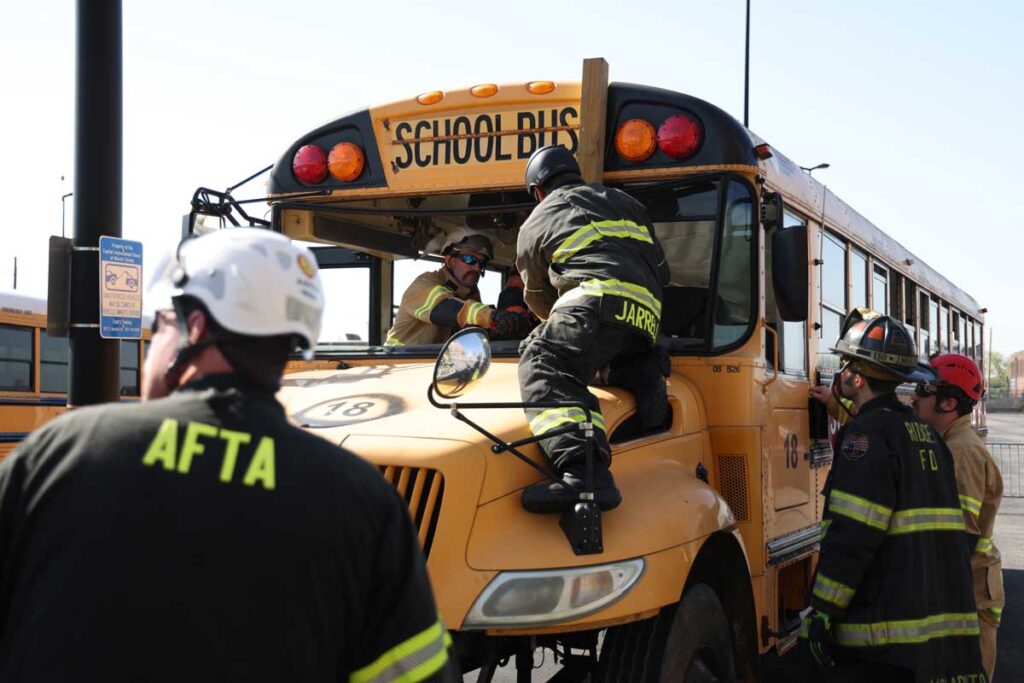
803, 311, 985, 682
0, 228, 452, 682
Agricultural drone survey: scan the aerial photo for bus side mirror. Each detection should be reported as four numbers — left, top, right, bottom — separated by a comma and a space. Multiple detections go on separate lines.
433, 327, 492, 398
761, 191, 784, 231
772, 225, 808, 322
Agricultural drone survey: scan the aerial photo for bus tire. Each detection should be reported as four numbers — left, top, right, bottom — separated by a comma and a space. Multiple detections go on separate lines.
598, 583, 736, 683
656, 583, 736, 683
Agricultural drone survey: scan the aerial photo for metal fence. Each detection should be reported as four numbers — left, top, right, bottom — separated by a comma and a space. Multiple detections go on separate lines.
990, 443, 1024, 497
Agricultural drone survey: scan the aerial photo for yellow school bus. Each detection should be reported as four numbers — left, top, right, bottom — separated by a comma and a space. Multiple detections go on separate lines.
0, 292, 151, 460
196, 63, 985, 680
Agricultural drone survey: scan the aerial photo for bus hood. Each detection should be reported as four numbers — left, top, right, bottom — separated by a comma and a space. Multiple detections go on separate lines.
276, 360, 641, 505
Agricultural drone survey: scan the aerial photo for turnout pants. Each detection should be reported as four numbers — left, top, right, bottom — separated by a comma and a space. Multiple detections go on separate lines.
518, 302, 668, 470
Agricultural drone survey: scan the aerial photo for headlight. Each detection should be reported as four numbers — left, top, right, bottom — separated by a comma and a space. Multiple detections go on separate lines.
463, 558, 645, 629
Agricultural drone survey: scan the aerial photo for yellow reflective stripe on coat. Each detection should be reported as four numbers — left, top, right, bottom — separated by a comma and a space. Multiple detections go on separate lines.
959, 494, 982, 517
975, 536, 994, 554
529, 407, 606, 437
886, 507, 966, 535
413, 286, 451, 320
384, 336, 405, 347
462, 301, 490, 326
553, 278, 662, 317
551, 219, 654, 264
833, 612, 979, 647
812, 572, 856, 609
984, 607, 1003, 625
350, 619, 449, 683
828, 489, 893, 531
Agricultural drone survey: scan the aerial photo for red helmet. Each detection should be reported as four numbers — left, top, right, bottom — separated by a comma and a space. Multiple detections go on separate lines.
928, 353, 984, 402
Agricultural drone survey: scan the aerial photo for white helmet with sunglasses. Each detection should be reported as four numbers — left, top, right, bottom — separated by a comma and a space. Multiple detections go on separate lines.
149, 228, 325, 359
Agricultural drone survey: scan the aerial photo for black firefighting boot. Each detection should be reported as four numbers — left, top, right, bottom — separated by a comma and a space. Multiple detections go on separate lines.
521, 460, 622, 514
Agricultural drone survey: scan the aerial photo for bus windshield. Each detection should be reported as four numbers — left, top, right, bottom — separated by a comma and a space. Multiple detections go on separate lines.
305, 173, 755, 355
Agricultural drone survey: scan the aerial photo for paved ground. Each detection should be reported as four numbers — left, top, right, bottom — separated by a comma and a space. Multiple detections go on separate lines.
465, 414, 1024, 682
989, 413, 1023, 681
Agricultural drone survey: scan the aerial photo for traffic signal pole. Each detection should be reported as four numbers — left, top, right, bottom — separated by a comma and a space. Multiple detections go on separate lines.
69, 0, 121, 407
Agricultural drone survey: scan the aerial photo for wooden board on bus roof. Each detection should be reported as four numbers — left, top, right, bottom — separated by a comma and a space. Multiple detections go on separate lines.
370, 82, 582, 193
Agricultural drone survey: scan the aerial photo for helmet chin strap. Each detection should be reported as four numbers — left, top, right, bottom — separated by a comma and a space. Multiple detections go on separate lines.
831, 372, 856, 420
161, 298, 221, 391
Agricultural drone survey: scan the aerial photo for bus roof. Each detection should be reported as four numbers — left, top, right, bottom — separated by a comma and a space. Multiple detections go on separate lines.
0, 291, 46, 316
265, 78, 981, 320
753, 133, 982, 319
267, 81, 757, 199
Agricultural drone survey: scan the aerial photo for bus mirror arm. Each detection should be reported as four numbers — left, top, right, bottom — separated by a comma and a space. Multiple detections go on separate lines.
188, 186, 271, 235
428, 385, 605, 555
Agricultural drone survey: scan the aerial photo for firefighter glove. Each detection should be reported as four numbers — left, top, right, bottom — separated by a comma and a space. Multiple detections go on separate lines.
490, 309, 535, 340
805, 610, 835, 668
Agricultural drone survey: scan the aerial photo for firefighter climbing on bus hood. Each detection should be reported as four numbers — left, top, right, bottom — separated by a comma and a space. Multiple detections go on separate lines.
385, 228, 535, 346
514, 145, 671, 514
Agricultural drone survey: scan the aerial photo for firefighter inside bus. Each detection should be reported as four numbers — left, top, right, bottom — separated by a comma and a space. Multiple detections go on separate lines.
384, 227, 536, 347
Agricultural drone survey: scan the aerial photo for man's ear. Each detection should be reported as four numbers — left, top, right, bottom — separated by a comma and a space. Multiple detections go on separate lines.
940, 396, 960, 413
186, 309, 208, 345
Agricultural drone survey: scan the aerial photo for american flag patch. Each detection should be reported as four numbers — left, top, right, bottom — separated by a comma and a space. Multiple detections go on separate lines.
840, 433, 870, 462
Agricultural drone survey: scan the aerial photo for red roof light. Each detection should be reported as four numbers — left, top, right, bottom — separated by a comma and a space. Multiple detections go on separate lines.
293, 144, 327, 184
657, 114, 702, 160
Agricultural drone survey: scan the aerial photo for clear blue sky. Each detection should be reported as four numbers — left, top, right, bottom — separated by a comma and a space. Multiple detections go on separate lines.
2, 0, 1022, 355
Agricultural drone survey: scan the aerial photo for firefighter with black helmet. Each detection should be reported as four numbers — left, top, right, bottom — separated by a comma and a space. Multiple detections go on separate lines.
515, 145, 670, 513
802, 310, 985, 681
385, 228, 534, 346
913, 353, 1003, 681
0, 228, 453, 682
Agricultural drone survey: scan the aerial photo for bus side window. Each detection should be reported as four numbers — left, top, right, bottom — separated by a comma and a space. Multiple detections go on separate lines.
120, 340, 140, 396
40, 330, 69, 394
0, 324, 34, 391
765, 210, 807, 376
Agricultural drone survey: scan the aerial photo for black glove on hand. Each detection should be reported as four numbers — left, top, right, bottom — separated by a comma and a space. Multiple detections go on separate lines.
490, 309, 534, 340
804, 610, 835, 668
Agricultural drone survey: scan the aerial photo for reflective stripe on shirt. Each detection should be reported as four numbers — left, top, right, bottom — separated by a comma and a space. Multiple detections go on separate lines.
462, 301, 490, 326
551, 219, 654, 264
414, 286, 451, 320
886, 507, 966, 535
551, 278, 662, 317
812, 572, 856, 609
832, 612, 979, 647
959, 493, 982, 517
350, 619, 450, 683
828, 489, 893, 531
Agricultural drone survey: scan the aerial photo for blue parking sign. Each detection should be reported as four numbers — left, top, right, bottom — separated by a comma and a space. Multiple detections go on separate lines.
99, 236, 143, 339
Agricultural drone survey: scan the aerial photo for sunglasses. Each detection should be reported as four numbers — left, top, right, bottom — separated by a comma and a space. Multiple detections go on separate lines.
454, 252, 489, 269
914, 383, 939, 398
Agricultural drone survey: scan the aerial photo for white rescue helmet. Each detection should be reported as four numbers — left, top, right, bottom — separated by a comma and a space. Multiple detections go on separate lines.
149, 228, 324, 358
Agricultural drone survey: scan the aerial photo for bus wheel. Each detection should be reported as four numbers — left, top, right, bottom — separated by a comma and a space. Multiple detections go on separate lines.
657, 583, 736, 683
597, 583, 735, 683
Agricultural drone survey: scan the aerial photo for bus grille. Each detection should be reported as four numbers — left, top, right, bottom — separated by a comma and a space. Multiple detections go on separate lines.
715, 454, 750, 522
379, 466, 445, 558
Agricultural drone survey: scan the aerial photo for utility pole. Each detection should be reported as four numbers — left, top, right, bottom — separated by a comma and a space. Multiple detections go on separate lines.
744, 0, 750, 128
68, 0, 121, 407
12, 257, 16, 290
